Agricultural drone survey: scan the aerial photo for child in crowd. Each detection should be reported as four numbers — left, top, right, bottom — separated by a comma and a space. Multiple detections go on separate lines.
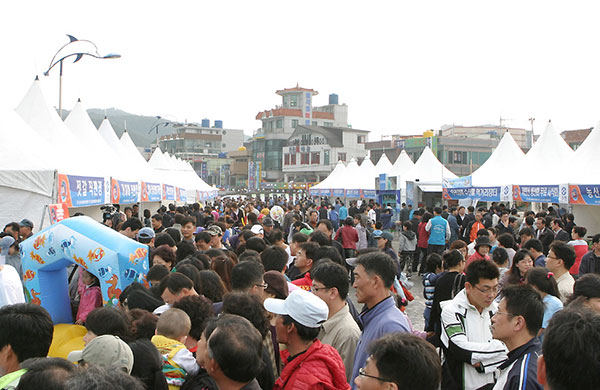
397, 221, 417, 276
492, 247, 510, 279
422, 253, 444, 330
152, 308, 199, 390
75, 268, 102, 325
525, 267, 563, 339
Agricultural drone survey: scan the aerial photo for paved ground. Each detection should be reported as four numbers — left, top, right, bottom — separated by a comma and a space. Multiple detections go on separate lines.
348, 268, 426, 331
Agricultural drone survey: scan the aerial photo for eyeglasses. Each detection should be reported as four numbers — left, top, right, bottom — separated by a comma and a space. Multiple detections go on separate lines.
474, 285, 499, 295
546, 255, 560, 261
254, 283, 268, 289
311, 285, 332, 292
494, 311, 515, 318
358, 367, 393, 382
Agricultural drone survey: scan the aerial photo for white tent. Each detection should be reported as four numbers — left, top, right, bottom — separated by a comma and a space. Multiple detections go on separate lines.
403, 146, 457, 186
516, 122, 573, 185
15, 79, 97, 177
64, 101, 134, 180
471, 132, 525, 186
390, 150, 415, 178
374, 154, 393, 176
0, 109, 56, 227
347, 157, 376, 190
311, 160, 346, 190
569, 121, 600, 185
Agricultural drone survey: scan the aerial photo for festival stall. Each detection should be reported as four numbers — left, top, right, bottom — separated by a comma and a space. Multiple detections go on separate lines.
443, 132, 525, 203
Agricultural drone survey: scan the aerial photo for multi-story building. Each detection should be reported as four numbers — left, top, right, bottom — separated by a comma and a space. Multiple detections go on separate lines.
159, 120, 245, 187
228, 147, 250, 189
282, 125, 368, 182
367, 125, 532, 177
251, 85, 349, 182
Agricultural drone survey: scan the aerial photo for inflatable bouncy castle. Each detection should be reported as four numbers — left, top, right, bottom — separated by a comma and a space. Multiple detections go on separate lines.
20, 216, 149, 324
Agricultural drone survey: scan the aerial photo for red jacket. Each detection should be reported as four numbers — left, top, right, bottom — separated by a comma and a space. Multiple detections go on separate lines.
335, 226, 358, 250
274, 339, 350, 390
417, 222, 430, 248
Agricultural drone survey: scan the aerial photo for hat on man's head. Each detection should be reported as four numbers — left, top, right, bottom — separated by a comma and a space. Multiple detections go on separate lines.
205, 225, 222, 236
262, 217, 274, 227
137, 227, 155, 240
0, 236, 15, 252
67, 335, 134, 374
264, 289, 328, 328
19, 219, 33, 229
474, 236, 492, 250
375, 231, 394, 242
264, 271, 288, 300
250, 225, 264, 235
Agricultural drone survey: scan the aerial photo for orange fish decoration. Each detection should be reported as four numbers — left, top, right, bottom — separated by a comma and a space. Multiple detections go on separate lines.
73, 254, 87, 269
23, 270, 36, 282
33, 234, 46, 250
129, 247, 147, 265
87, 247, 105, 262
30, 251, 44, 264
30, 289, 41, 305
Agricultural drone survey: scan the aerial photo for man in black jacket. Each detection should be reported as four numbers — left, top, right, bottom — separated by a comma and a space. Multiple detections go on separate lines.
551, 218, 570, 242
535, 217, 554, 255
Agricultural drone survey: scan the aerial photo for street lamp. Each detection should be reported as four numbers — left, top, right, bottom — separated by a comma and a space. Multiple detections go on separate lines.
148, 116, 176, 149
43, 34, 121, 119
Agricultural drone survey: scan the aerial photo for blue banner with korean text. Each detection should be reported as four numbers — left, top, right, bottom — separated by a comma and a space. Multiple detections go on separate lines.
569, 185, 600, 205
111, 179, 139, 204
141, 182, 162, 202
162, 184, 175, 201
58, 174, 107, 208
512, 185, 559, 203
443, 187, 501, 202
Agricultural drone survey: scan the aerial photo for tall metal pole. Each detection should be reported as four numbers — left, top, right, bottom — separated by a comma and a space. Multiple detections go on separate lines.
59, 60, 63, 119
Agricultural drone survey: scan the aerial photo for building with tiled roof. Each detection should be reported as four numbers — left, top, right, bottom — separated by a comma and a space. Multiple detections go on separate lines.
249, 85, 351, 183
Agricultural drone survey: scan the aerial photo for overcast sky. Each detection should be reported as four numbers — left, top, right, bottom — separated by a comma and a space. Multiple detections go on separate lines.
3, 1, 600, 140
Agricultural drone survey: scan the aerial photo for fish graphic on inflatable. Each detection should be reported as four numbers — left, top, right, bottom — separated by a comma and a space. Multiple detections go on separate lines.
30, 251, 44, 264
33, 234, 46, 250
87, 247, 105, 262
23, 270, 36, 282
129, 247, 147, 265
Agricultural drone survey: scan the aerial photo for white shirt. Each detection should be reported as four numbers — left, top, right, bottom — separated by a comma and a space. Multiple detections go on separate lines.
0, 265, 25, 308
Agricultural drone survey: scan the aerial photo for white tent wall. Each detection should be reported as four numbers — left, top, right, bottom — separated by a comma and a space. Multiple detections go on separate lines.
0, 186, 53, 231
572, 205, 600, 239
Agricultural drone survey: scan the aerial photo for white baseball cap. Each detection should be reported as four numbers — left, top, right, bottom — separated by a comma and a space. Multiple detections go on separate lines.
264, 289, 329, 328
250, 225, 264, 235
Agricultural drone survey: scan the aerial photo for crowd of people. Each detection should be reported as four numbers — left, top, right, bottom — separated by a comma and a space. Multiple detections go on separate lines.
1, 197, 600, 390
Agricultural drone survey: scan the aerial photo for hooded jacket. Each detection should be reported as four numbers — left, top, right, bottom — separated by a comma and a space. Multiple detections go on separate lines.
398, 230, 417, 253
275, 339, 350, 390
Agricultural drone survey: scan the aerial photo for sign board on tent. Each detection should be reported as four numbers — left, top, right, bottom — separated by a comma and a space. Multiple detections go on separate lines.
141, 182, 162, 202
57, 174, 109, 208
162, 184, 175, 201
48, 203, 69, 225
443, 176, 472, 189
512, 185, 559, 203
444, 186, 500, 202
176, 188, 187, 202
111, 179, 139, 204
569, 185, 600, 205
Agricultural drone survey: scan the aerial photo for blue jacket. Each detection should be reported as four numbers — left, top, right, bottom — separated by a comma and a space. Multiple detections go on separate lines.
339, 206, 348, 221
493, 337, 542, 390
447, 214, 460, 243
380, 211, 393, 230
426, 215, 450, 246
351, 296, 410, 389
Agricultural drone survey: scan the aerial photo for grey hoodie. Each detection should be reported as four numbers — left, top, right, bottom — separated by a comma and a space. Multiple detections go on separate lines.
398, 230, 417, 253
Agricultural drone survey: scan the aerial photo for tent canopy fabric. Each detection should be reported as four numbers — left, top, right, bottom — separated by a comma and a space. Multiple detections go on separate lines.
517, 122, 573, 185
471, 132, 525, 187
390, 150, 415, 178
374, 154, 393, 176
404, 146, 457, 183
569, 121, 600, 185
311, 160, 346, 190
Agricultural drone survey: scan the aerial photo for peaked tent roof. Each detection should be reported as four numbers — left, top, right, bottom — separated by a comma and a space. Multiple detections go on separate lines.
312, 160, 346, 189
390, 150, 415, 177
0, 109, 56, 196
404, 146, 457, 183
346, 157, 376, 190
15, 79, 95, 176
569, 121, 600, 184
374, 154, 394, 176
471, 132, 525, 187
517, 122, 574, 185
64, 101, 133, 179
